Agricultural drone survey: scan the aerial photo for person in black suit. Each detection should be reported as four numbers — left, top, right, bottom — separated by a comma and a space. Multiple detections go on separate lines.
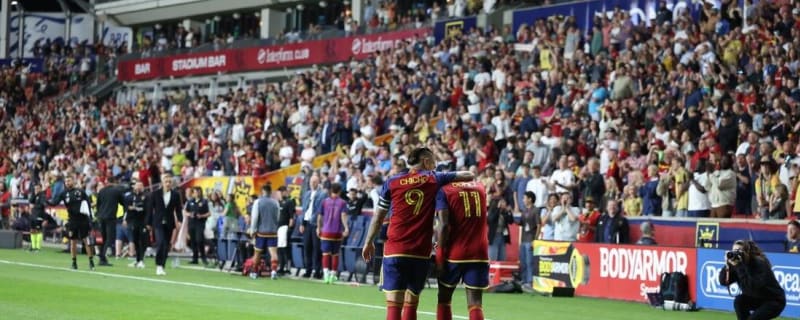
595, 200, 630, 244
96, 177, 129, 266
184, 187, 210, 265
147, 174, 182, 276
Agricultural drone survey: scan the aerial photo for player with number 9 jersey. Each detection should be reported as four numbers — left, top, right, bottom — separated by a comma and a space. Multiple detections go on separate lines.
436, 181, 489, 263
378, 168, 457, 259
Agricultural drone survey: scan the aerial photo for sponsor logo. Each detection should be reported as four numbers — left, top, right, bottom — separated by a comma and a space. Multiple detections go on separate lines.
256, 47, 310, 65
538, 258, 570, 277
350, 36, 402, 56
773, 266, 800, 306
700, 261, 740, 299
134, 63, 150, 75
599, 247, 689, 282
171, 55, 227, 72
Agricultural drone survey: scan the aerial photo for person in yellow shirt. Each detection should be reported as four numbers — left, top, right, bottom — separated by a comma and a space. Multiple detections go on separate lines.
623, 185, 642, 217
755, 156, 782, 220
793, 176, 800, 218
670, 157, 690, 217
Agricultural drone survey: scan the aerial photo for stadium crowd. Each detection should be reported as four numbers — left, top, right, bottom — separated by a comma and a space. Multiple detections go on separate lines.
0, 0, 799, 280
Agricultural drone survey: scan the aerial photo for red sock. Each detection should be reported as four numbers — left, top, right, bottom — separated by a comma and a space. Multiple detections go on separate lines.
270, 259, 278, 272
402, 303, 417, 320
331, 255, 339, 271
387, 301, 402, 320
468, 305, 483, 320
322, 254, 330, 270
436, 303, 452, 320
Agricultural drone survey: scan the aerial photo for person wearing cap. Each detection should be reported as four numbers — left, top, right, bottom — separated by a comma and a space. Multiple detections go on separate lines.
786, 220, 800, 253
577, 196, 601, 243
636, 221, 657, 245
755, 156, 781, 220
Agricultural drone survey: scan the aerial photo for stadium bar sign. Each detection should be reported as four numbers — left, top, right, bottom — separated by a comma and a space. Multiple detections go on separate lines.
117, 28, 430, 82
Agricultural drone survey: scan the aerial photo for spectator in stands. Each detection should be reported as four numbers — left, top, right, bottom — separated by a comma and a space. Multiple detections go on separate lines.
786, 220, 800, 253
577, 196, 601, 243
734, 153, 753, 217
596, 199, 629, 244
552, 193, 579, 242
688, 160, 712, 218
539, 194, 557, 241
756, 156, 782, 220
639, 165, 662, 216
709, 154, 737, 218
636, 221, 657, 246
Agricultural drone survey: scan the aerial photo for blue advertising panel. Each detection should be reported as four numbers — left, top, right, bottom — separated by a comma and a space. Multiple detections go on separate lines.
511, 0, 701, 35
696, 248, 800, 318
434, 16, 478, 43
0, 58, 44, 73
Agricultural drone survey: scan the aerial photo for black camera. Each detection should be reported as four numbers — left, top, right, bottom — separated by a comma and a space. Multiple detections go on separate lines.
726, 250, 743, 261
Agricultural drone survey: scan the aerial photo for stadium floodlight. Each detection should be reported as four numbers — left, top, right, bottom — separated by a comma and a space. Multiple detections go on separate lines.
319, 1, 327, 8
11, 0, 18, 6
296, 4, 304, 11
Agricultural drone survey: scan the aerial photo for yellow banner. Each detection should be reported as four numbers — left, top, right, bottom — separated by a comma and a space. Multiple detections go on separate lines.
187, 176, 231, 202
230, 176, 256, 214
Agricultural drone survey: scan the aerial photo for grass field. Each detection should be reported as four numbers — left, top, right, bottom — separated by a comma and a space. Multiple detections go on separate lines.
0, 248, 789, 320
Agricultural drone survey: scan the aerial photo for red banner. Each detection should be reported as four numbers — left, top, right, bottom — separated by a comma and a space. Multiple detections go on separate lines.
532, 241, 696, 302
117, 28, 431, 82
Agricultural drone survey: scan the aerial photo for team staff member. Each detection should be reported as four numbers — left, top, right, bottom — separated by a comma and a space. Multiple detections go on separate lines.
185, 187, 211, 265
300, 175, 326, 279
50, 175, 95, 270
124, 180, 148, 268
719, 240, 786, 320
317, 183, 349, 284
435, 181, 490, 320
249, 184, 280, 280
276, 186, 296, 275
96, 177, 129, 266
362, 147, 474, 320
29, 182, 55, 252
147, 174, 182, 276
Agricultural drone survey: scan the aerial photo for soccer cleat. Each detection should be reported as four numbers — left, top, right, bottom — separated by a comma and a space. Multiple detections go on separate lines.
71, 261, 78, 270
89, 260, 96, 271
156, 266, 166, 276
249, 272, 258, 280
128, 261, 137, 268
271, 270, 278, 280
331, 275, 338, 283
136, 261, 145, 269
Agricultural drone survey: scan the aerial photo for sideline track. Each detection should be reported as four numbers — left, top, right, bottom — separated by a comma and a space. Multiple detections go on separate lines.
0, 259, 486, 320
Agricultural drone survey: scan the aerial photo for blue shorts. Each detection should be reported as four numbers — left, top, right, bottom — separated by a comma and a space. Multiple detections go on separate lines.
381, 257, 431, 295
254, 236, 277, 251
116, 223, 130, 242
438, 262, 490, 290
321, 240, 341, 254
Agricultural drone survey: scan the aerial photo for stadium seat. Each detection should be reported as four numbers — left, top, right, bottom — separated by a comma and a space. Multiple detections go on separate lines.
342, 215, 368, 282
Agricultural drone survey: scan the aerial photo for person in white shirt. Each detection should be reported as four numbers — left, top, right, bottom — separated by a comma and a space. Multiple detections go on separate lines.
549, 156, 576, 194
526, 166, 549, 209
278, 140, 294, 168
552, 193, 580, 241
688, 160, 712, 217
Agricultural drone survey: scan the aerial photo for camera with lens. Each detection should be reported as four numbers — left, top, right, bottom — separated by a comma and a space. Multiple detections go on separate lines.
726, 250, 744, 262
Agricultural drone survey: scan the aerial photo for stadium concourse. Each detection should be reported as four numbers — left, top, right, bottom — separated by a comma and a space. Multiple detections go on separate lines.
1, 0, 800, 281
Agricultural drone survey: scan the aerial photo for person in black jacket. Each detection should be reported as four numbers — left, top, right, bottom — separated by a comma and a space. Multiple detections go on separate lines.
719, 240, 786, 320
50, 175, 95, 270
124, 180, 148, 268
147, 174, 182, 276
595, 200, 630, 244
276, 186, 295, 275
29, 182, 54, 252
95, 177, 129, 266
184, 187, 210, 265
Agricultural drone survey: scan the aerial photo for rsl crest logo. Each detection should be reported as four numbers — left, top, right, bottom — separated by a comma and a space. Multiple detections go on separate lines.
696, 222, 719, 248
445, 20, 465, 39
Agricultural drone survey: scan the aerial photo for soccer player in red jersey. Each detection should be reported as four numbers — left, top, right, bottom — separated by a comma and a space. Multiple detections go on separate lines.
434, 181, 489, 320
362, 147, 474, 320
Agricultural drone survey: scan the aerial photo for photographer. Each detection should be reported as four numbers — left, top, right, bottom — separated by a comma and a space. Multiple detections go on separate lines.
718, 240, 786, 320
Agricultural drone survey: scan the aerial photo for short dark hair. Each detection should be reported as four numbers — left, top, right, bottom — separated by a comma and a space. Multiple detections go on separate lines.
524, 191, 536, 203
330, 183, 342, 195
408, 147, 434, 166
262, 184, 272, 194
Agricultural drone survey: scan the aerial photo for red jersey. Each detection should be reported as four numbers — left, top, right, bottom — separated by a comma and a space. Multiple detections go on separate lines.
577, 209, 601, 243
378, 169, 457, 259
436, 181, 489, 263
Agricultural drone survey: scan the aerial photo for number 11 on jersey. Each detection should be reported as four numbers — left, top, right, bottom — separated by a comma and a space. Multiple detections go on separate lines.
458, 191, 481, 217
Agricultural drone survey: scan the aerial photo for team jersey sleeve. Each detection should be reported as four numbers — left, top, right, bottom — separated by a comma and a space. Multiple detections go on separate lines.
377, 179, 391, 211
435, 189, 449, 211
435, 171, 458, 186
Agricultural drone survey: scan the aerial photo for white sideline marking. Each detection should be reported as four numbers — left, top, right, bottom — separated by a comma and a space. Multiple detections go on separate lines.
0, 259, 484, 320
